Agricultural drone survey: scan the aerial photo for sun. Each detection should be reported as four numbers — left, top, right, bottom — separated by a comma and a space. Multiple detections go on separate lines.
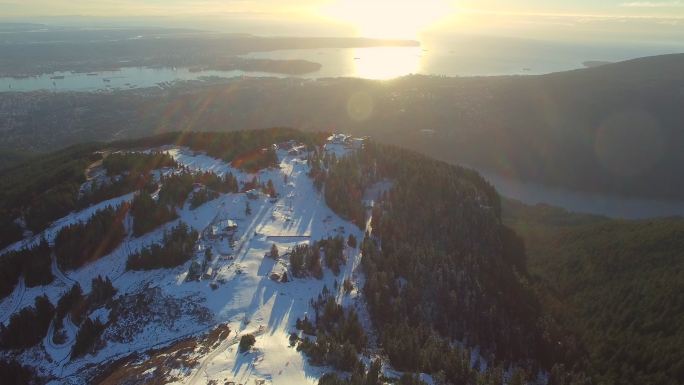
321, 0, 453, 39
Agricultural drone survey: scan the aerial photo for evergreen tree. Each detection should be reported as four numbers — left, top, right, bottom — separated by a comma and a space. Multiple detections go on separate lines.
348, 234, 357, 248
56, 283, 84, 321
239, 334, 256, 352
0, 360, 37, 385
89, 275, 117, 307
0, 295, 54, 349
71, 317, 106, 359
126, 222, 198, 270
366, 359, 382, 385
130, 193, 177, 236
265, 179, 277, 198
55, 204, 127, 269
269, 243, 279, 259
204, 247, 213, 263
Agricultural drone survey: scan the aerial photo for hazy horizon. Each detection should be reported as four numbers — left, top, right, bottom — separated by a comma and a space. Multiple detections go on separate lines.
2, 0, 684, 45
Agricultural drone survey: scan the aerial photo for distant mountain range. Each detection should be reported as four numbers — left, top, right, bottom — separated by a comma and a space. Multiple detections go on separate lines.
404, 53, 684, 201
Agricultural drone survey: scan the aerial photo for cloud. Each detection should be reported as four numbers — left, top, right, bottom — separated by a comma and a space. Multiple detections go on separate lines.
621, 1, 684, 7
0, 0, 324, 18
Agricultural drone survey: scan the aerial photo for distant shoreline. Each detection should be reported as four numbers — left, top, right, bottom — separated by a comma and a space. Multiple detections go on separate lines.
583, 60, 613, 68
0, 35, 417, 78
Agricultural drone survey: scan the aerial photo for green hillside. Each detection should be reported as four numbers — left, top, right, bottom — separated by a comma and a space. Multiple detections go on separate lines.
504, 200, 684, 385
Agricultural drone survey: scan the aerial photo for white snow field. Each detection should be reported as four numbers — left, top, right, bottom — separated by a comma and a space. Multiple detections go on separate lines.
1, 135, 377, 385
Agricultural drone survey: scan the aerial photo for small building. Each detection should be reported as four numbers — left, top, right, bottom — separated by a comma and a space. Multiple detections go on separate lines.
210, 219, 237, 238
203, 267, 214, 280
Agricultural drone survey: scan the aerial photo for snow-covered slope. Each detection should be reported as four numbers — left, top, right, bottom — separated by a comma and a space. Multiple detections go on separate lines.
1, 135, 375, 385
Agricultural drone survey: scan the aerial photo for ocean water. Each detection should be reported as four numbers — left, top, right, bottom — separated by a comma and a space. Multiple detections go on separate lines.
244, 35, 684, 78
0, 67, 280, 93
479, 170, 684, 219
2, 35, 683, 92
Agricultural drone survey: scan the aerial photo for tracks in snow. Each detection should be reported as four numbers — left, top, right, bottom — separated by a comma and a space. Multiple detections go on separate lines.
187, 325, 266, 385
0, 276, 25, 325
0, 253, 74, 326
44, 315, 75, 367
52, 252, 76, 286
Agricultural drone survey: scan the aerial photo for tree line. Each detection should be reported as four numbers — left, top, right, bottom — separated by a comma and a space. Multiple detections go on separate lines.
234, 146, 279, 172
295, 288, 367, 372
0, 295, 54, 350
102, 151, 177, 176
77, 170, 157, 209
55, 204, 128, 270
0, 144, 101, 248
0, 239, 53, 300
288, 236, 348, 279
53, 276, 116, 358
1, 128, 323, 250
111, 128, 326, 166
318, 141, 577, 384
130, 170, 239, 236
126, 222, 198, 271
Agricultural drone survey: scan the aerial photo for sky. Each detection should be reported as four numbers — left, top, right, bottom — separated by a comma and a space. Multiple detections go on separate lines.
1, 0, 683, 42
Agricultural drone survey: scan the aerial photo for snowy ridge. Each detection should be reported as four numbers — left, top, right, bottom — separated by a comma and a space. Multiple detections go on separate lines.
1, 135, 384, 385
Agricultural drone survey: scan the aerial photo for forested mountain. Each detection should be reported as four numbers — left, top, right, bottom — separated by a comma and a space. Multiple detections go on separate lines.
0, 128, 336, 384
0, 128, 680, 385
503, 199, 684, 385
0, 149, 36, 171
314, 142, 591, 384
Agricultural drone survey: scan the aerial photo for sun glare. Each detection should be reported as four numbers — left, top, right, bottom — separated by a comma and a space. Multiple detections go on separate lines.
321, 0, 453, 39
352, 47, 422, 79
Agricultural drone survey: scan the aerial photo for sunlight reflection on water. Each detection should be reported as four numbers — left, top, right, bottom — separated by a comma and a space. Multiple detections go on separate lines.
351, 47, 421, 79
243, 46, 423, 79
